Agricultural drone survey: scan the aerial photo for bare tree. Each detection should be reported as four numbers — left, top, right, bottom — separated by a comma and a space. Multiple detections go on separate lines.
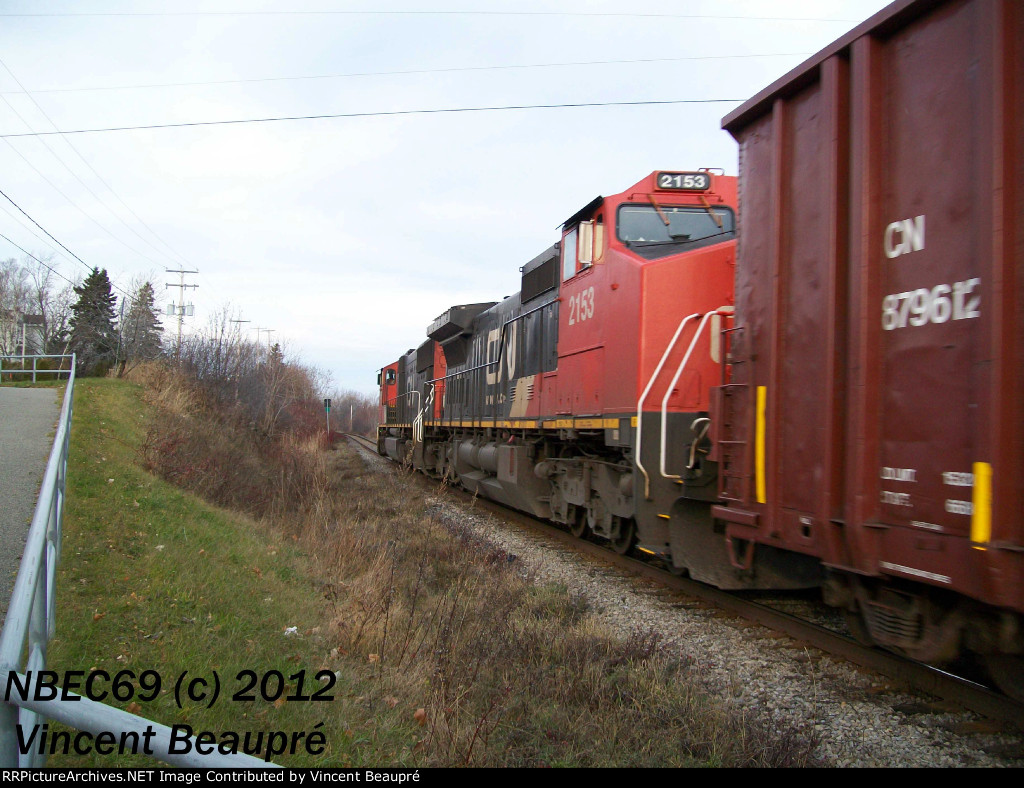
0, 255, 76, 357
0, 258, 30, 355
325, 389, 379, 435
28, 257, 75, 353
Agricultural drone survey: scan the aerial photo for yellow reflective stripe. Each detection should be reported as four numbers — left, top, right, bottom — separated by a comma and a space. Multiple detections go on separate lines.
755, 386, 767, 505
971, 461, 993, 547
414, 417, 624, 430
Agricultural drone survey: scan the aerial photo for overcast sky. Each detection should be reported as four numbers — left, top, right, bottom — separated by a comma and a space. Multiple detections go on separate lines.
0, 1, 892, 395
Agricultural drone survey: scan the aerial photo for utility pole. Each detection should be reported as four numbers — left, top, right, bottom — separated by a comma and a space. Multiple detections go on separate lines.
229, 318, 251, 341
226, 319, 251, 397
166, 268, 199, 361
250, 326, 275, 345
113, 299, 125, 376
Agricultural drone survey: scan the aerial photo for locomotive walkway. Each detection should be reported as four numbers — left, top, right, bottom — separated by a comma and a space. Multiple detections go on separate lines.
0, 387, 60, 621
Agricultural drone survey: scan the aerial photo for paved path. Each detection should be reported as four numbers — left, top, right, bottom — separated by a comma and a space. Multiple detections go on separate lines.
0, 387, 61, 623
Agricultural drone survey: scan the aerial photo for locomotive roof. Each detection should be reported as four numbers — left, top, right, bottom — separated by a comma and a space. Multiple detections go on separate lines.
561, 195, 604, 231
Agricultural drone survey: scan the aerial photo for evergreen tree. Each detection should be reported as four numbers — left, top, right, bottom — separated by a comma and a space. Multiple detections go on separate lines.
69, 268, 117, 376
119, 281, 163, 373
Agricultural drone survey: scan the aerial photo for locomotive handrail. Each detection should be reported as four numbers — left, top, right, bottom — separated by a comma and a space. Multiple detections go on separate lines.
658, 307, 733, 483
384, 389, 421, 412
636, 313, 702, 499
425, 298, 560, 387
413, 386, 434, 444
425, 296, 559, 425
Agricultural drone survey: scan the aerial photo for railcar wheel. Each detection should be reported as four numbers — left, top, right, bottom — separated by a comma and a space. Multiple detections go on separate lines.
982, 654, 1024, 702
843, 609, 875, 647
610, 519, 636, 555
569, 508, 587, 539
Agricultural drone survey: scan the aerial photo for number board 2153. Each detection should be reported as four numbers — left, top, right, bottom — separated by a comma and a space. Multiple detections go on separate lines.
656, 172, 710, 191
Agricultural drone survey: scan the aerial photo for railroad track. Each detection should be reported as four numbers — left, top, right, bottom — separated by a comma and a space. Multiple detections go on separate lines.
343, 433, 378, 453
342, 433, 1024, 728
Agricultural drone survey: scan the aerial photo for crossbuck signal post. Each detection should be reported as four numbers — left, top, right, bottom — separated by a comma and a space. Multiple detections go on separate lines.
166, 268, 199, 361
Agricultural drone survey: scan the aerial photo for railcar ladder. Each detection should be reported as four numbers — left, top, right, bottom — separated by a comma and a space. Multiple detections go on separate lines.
716, 385, 751, 504
715, 324, 751, 504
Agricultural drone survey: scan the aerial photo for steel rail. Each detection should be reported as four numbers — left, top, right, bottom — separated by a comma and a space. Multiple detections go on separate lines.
351, 435, 1024, 728
476, 499, 1024, 727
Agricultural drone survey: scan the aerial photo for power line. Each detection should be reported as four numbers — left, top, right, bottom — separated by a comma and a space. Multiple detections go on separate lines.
0, 230, 78, 288
1, 227, 165, 351
0, 200, 78, 269
0, 132, 181, 270
0, 11, 860, 22
0, 72, 187, 271
0, 98, 744, 139
0, 186, 146, 309
0, 186, 94, 276
0, 53, 810, 96
0, 56, 198, 270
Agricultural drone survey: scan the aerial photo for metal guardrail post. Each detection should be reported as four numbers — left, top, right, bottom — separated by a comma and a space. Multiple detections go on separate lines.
0, 355, 73, 385
0, 362, 75, 767
0, 359, 277, 768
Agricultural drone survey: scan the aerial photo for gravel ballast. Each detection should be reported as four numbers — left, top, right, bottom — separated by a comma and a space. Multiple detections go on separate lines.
359, 446, 1024, 767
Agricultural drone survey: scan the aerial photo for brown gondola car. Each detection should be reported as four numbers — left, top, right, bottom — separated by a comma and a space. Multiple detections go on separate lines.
713, 0, 1022, 691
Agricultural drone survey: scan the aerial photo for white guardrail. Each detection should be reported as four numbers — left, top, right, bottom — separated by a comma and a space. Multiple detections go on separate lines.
0, 354, 73, 384
0, 359, 275, 768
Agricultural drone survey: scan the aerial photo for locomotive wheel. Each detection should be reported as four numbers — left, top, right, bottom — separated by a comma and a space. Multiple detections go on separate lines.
610, 519, 636, 555
982, 654, 1024, 702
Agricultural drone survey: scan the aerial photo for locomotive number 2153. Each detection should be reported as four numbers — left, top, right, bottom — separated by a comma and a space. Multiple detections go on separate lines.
568, 287, 595, 326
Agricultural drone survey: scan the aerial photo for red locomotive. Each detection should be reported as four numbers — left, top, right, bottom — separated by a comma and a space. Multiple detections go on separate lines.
379, 169, 749, 558
379, 0, 1023, 697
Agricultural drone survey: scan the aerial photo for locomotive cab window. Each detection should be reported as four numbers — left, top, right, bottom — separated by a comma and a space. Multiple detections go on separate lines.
561, 217, 604, 281
385, 369, 396, 384
561, 227, 578, 281
617, 204, 734, 260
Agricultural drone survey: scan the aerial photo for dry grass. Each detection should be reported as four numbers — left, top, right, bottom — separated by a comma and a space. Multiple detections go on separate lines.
133, 363, 824, 767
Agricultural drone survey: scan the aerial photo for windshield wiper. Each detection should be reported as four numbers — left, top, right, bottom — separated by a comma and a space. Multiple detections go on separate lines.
624, 227, 734, 249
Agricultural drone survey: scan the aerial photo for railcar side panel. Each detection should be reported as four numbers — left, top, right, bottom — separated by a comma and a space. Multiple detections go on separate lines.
720, 0, 1023, 617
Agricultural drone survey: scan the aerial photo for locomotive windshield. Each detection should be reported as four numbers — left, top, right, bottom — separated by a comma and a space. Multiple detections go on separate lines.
617, 204, 735, 259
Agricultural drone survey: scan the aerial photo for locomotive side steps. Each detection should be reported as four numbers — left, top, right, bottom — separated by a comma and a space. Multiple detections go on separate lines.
635, 306, 732, 499
658, 308, 733, 483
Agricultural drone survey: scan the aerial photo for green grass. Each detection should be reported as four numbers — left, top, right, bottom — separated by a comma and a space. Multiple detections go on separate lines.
47, 379, 387, 767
